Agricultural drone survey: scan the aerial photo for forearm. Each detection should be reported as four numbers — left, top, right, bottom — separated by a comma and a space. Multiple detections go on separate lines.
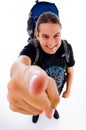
62, 67, 74, 98
66, 66, 74, 92
66, 73, 73, 93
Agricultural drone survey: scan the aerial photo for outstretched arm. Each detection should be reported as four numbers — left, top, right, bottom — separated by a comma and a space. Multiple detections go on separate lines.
7, 55, 60, 118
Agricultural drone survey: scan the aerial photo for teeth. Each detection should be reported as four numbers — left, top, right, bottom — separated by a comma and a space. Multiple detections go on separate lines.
48, 46, 54, 48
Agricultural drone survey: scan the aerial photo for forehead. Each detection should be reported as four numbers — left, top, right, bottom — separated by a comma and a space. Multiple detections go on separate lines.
39, 23, 61, 34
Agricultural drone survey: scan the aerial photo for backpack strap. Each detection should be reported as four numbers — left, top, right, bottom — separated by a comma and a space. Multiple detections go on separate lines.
62, 40, 70, 63
30, 38, 40, 65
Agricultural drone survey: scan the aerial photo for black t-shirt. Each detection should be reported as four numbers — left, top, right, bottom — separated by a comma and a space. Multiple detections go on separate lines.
20, 40, 75, 90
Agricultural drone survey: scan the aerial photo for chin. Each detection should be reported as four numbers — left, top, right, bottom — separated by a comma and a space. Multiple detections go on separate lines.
46, 50, 57, 54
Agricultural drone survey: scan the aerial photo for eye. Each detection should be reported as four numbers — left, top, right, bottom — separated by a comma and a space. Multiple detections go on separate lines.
54, 34, 60, 38
42, 34, 49, 39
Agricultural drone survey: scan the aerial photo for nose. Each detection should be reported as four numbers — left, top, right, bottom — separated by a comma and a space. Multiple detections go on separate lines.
47, 38, 56, 46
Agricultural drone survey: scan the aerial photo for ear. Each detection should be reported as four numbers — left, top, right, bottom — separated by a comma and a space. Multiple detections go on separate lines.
35, 31, 39, 40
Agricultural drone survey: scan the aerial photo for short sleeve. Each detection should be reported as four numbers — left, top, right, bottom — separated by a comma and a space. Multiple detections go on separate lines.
67, 43, 75, 67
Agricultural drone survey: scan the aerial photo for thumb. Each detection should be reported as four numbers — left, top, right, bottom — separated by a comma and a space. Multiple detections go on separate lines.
45, 109, 54, 119
27, 66, 48, 95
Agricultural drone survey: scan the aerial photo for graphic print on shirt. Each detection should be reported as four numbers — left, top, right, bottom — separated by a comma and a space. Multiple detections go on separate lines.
46, 66, 65, 88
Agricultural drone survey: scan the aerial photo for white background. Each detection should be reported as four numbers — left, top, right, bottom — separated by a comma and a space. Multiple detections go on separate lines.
0, 0, 86, 130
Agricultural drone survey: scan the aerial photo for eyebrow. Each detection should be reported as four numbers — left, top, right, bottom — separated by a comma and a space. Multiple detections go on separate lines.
54, 32, 60, 35
42, 32, 60, 37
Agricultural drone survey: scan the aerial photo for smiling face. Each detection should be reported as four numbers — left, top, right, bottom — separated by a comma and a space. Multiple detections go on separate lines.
35, 23, 61, 54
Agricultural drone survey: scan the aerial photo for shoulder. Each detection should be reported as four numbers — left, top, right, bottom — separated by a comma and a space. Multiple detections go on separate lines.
62, 39, 71, 47
61, 39, 73, 52
20, 38, 37, 55
19, 38, 38, 62
19, 38, 41, 64
61, 40, 75, 67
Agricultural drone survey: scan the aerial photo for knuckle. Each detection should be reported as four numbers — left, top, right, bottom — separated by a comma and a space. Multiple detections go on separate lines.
9, 104, 18, 112
7, 93, 18, 105
7, 79, 18, 93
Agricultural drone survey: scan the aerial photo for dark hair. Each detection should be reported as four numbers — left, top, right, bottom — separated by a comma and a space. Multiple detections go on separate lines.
35, 12, 62, 32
